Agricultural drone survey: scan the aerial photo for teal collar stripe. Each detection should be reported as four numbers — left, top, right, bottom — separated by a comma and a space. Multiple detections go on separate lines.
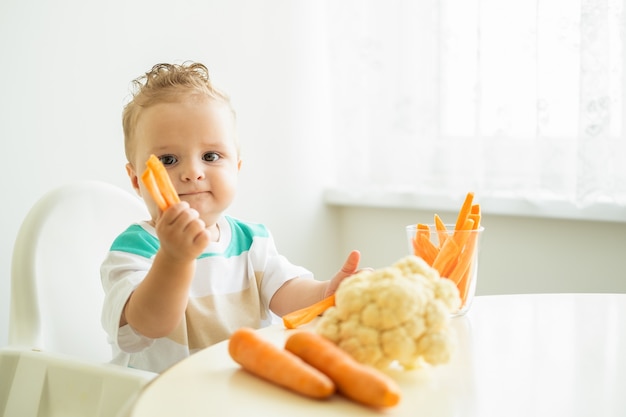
199, 216, 269, 259
110, 216, 269, 259
110, 224, 159, 258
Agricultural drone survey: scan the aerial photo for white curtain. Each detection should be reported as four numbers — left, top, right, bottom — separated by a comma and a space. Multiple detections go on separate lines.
326, 0, 626, 209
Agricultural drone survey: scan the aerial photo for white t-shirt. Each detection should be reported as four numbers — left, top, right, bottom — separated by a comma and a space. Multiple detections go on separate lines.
100, 215, 312, 373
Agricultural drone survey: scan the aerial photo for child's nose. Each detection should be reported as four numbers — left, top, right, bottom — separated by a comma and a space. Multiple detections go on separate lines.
182, 161, 205, 181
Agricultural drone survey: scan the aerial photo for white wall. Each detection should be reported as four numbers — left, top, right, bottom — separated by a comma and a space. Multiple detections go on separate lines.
0, 0, 342, 347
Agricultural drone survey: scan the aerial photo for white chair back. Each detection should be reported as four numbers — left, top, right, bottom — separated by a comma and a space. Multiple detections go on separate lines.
9, 180, 149, 363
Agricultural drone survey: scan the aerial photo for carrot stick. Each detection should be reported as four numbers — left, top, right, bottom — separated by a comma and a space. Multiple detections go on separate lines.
442, 260, 457, 279
469, 205, 481, 231
434, 214, 448, 247
413, 233, 438, 265
432, 237, 459, 276
435, 216, 476, 279
448, 234, 478, 285
454, 192, 474, 231
439, 218, 473, 277
455, 236, 479, 305
145, 154, 179, 207
141, 168, 168, 211
411, 224, 439, 264
141, 154, 180, 210
453, 218, 475, 247
411, 193, 482, 308
416, 223, 431, 245
449, 205, 481, 301
457, 264, 474, 306
283, 295, 336, 329
417, 223, 430, 233
228, 327, 335, 399
285, 331, 401, 408
469, 213, 481, 229
445, 200, 481, 278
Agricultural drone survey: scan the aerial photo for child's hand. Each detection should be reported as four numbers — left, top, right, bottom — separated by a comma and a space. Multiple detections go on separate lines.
324, 250, 370, 298
154, 201, 210, 262
121, 201, 208, 337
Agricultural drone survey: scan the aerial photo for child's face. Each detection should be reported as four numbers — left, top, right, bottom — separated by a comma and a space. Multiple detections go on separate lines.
126, 96, 241, 227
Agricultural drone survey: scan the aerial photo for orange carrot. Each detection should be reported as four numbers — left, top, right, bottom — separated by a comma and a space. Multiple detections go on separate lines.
439, 218, 472, 277
455, 230, 480, 304
412, 193, 482, 308
456, 258, 476, 306
413, 233, 438, 265
470, 205, 481, 230
141, 168, 168, 211
145, 154, 179, 207
469, 204, 482, 233
449, 204, 482, 304
458, 268, 474, 299
415, 223, 432, 246
285, 331, 401, 408
432, 236, 459, 276
417, 223, 430, 233
448, 233, 478, 285
228, 327, 335, 399
141, 154, 180, 210
434, 214, 448, 247
459, 265, 475, 304
454, 192, 474, 231
283, 295, 336, 329
469, 213, 481, 229
453, 218, 475, 248
411, 224, 438, 264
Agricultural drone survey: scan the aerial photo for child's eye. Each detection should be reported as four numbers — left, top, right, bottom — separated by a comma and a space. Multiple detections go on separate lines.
202, 152, 220, 162
159, 155, 177, 166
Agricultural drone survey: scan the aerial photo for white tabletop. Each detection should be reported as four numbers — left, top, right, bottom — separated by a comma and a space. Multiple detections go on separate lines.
127, 293, 626, 417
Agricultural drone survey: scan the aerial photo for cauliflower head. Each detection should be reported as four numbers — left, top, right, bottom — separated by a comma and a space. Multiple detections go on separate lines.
316, 255, 461, 370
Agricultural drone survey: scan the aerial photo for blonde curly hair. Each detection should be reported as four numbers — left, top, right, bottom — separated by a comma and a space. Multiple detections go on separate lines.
122, 62, 235, 163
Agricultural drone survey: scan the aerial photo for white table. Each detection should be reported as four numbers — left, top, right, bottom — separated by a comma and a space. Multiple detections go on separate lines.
127, 294, 626, 417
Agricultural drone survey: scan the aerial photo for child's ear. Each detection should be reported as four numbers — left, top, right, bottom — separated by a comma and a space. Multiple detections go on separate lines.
126, 163, 142, 196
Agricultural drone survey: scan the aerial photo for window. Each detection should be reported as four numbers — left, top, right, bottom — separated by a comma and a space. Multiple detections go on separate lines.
325, 0, 626, 221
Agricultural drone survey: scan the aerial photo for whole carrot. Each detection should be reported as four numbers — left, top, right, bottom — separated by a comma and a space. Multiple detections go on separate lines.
285, 331, 401, 408
228, 327, 335, 400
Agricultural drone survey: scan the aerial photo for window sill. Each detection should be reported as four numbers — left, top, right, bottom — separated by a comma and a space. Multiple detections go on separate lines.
323, 188, 626, 224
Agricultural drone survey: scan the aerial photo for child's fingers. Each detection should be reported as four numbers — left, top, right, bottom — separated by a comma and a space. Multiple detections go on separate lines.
339, 250, 361, 276
162, 204, 209, 246
325, 250, 364, 298
180, 213, 207, 240
157, 202, 190, 224
192, 227, 210, 247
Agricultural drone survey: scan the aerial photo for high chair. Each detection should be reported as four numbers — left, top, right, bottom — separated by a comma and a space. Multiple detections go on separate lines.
2, 180, 157, 417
